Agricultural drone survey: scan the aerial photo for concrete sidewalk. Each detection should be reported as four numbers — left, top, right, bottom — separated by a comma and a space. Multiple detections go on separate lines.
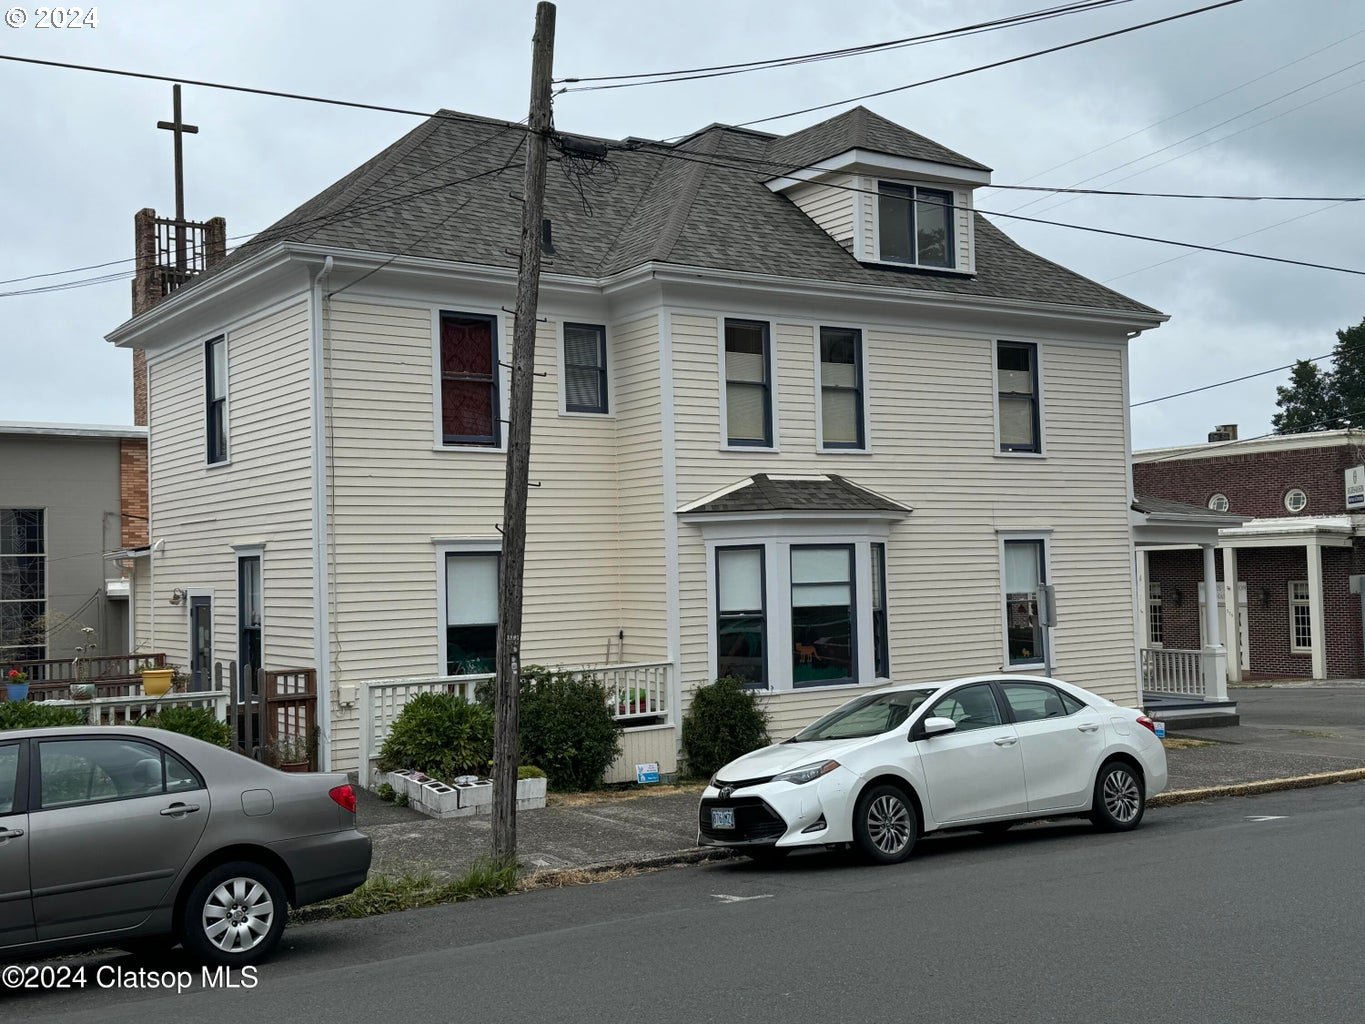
358, 685, 1365, 880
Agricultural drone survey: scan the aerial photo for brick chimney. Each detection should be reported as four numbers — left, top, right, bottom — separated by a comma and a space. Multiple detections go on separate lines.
1208, 424, 1238, 443
131, 208, 227, 424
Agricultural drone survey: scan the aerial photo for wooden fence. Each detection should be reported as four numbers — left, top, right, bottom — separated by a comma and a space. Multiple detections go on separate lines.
9, 652, 167, 700
217, 661, 319, 770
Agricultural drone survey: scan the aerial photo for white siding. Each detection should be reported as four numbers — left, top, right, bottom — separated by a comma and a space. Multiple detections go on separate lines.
669, 311, 1136, 743
142, 298, 315, 680
605, 726, 677, 784
788, 177, 857, 252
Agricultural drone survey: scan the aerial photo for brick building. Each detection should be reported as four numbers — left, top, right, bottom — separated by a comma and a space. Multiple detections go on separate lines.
1134, 426, 1365, 681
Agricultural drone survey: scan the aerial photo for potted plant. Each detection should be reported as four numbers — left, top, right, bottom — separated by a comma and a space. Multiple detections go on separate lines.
3, 668, 29, 703
138, 659, 174, 698
271, 736, 311, 773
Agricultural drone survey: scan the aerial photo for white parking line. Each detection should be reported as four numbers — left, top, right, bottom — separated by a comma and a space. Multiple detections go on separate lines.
1245, 815, 1288, 822
712, 894, 774, 903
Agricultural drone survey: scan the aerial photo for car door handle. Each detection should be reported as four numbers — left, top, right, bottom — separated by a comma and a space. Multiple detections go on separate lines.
0, 828, 23, 840
993, 736, 1018, 746
1077, 723, 1100, 733
159, 803, 201, 817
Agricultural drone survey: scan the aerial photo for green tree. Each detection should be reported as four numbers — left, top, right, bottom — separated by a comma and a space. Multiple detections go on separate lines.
1272, 318, 1365, 434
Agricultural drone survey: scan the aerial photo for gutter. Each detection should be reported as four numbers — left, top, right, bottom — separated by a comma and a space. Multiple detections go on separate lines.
310, 256, 334, 771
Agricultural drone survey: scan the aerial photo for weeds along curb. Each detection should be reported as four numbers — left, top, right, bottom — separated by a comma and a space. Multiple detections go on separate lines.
522, 847, 734, 890
1150, 768, 1365, 808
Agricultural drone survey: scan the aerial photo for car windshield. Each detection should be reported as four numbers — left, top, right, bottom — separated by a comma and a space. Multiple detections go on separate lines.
793, 688, 938, 741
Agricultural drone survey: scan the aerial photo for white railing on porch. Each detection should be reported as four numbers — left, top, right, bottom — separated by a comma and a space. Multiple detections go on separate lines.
359, 662, 672, 786
40, 690, 230, 725
1140, 648, 1205, 698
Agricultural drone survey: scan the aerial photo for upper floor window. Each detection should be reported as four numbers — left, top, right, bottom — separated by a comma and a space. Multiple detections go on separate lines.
724, 319, 772, 448
997, 341, 1041, 454
1284, 488, 1308, 513
878, 183, 954, 269
1208, 493, 1230, 513
563, 323, 608, 414
440, 312, 500, 446
1, 508, 45, 664
205, 335, 227, 464
819, 327, 865, 450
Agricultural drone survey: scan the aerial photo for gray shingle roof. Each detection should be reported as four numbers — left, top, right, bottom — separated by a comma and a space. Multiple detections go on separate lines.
196, 106, 1159, 319
1132, 494, 1246, 523
679, 474, 912, 516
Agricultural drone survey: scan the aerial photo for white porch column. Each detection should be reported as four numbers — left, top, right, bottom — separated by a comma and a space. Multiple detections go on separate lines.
1222, 546, 1242, 683
1306, 538, 1327, 680
1200, 543, 1228, 700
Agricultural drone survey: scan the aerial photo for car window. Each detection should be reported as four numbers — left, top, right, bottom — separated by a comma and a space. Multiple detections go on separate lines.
794, 689, 937, 741
929, 684, 1004, 732
1002, 683, 1073, 722
1059, 690, 1087, 715
165, 751, 202, 793
39, 739, 171, 809
0, 744, 17, 815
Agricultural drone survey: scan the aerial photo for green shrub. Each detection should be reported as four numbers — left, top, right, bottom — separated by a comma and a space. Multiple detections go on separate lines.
0, 701, 88, 731
680, 677, 770, 779
377, 692, 493, 780
375, 782, 396, 802
136, 705, 232, 747
517, 765, 546, 780
517, 667, 621, 791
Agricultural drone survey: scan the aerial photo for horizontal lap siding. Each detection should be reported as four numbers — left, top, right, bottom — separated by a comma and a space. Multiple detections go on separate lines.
671, 312, 1136, 742
144, 298, 314, 677
789, 178, 856, 252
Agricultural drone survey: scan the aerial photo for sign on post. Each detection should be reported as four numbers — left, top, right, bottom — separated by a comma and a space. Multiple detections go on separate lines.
635, 763, 661, 785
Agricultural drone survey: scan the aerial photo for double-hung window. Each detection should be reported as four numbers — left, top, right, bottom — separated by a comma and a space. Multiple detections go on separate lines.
446, 552, 500, 675
715, 547, 766, 687
440, 312, 500, 446
1289, 581, 1312, 653
205, 336, 227, 464
878, 183, 955, 268
563, 323, 608, 414
723, 319, 772, 447
791, 546, 855, 687
1003, 539, 1047, 667
997, 341, 1041, 454
0, 508, 45, 664
819, 327, 865, 449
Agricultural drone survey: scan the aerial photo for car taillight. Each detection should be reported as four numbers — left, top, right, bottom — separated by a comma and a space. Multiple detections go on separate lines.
329, 784, 357, 814
1136, 715, 1158, 735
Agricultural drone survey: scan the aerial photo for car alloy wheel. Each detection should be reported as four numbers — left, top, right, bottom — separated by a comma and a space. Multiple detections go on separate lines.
1091, 762, 1145, 832
180, 860, 288, 966
1103, 771, 1141, 823
853, 784, 918, 864
203, 876, 276, 954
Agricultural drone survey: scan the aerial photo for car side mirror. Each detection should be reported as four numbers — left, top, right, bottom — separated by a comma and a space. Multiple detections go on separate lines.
921, 717, 957, 738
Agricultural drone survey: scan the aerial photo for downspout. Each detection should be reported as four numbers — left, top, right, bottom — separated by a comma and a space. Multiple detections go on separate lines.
310, 257, 334, 770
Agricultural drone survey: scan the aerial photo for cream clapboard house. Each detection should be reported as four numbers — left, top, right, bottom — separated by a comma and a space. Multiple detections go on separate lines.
109, 106, 1166, 780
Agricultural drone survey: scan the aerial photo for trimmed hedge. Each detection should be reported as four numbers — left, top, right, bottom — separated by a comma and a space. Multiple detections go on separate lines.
377, 692, 493, 780
0, 701, 87, 731
680, 677, 770, 779
136, 706, 232, 747
516, 668, 621, 792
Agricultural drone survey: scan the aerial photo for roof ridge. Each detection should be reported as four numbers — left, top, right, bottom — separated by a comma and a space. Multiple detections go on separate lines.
593, 147, 670, 275
650, 130, 721, 262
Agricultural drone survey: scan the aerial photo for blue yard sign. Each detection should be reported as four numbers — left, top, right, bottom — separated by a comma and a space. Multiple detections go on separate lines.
635, 762, 661, 785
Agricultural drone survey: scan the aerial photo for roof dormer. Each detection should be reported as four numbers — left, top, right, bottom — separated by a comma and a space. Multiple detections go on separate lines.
764, 106, 990, 275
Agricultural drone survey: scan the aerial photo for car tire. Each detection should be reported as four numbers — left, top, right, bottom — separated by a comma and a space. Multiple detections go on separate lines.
180, 860, 288, 966
853, 784, 917, 865
1090, 760, 1146, 832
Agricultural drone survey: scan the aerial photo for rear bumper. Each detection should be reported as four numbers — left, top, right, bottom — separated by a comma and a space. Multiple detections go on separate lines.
269, 829, 372, 907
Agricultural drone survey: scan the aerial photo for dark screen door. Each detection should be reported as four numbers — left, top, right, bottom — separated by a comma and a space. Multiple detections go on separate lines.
189, 596, 212, 692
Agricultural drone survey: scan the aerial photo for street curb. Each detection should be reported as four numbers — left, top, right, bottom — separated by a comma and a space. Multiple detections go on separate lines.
523, 847, 734, 886
1149, 768, 1365, 807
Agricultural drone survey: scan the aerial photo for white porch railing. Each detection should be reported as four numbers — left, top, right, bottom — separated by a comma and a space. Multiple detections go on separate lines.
41, 690, 230, 725
359, 662, 672, 787
1140, 648, 1205, 698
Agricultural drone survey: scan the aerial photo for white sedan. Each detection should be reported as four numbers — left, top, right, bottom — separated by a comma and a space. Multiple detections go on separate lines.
698, 674, 1167, 864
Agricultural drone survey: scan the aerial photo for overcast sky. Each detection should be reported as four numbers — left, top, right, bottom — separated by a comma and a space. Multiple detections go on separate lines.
1, 0, 1361, 448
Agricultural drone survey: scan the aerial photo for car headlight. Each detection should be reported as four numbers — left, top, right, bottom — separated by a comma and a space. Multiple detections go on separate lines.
772, 760, 840, 786
708, 773, 719, 789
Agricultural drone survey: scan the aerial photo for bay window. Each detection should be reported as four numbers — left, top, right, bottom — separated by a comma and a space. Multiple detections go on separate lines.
791, 545, 855, 687
715, 546, 766, 687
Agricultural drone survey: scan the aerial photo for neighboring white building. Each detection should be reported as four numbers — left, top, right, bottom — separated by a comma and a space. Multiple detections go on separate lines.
108, 106, 1167, 779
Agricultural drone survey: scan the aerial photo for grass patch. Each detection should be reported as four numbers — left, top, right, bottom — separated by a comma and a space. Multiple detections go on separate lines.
301, 857, 518, 922
1162, 737, 1216, 750
548, 782, 705, 808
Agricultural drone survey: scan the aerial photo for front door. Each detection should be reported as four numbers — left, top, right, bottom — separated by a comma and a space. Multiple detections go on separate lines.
238, 555, 262, 697
28, 737, 209, 940
0, 741, 34, 947
189, 596, 212, 692
998, 681, 1106, 812
915, 683, 1028, 824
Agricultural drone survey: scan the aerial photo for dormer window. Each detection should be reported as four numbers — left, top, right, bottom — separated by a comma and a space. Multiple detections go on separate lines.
877, 183, 954, 269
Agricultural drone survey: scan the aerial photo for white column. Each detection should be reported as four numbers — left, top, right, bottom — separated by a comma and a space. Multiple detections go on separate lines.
1307, 539, 1327, 680
1136, 549, 1151, 648
1200, 543, 1228, 700
1222, 546, 1242, 683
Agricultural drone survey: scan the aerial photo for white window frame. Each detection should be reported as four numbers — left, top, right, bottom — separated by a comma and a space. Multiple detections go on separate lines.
1208, 493, 1230, 512
205, 334, 230, 468
998, 530, 1053, 672
814, 324, 872, 453
717, 316, 779, 453
430, 308, 509, 454
872, 181, 958, 270
993, 340, 1046, 458
434, 539, 502, 677
1288, 579, 1312, 653
1284, 488, 1308, 513
1147, 581, 1163, 647
557, 321, 612, 418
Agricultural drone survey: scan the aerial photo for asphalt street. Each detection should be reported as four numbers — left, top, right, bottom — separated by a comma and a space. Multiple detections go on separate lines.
5, 782, 1363, 1024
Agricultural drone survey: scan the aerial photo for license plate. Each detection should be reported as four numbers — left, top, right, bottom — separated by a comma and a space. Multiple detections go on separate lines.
710, 807, 735, 830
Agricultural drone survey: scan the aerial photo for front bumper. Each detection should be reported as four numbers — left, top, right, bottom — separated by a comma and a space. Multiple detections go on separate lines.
697, 765, 857, 848
269, 828, 373, 906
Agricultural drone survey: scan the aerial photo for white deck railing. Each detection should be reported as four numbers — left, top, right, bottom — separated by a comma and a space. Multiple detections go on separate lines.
1140, 648, 1205, 698
360, 662, 672, 787
40, 690, 230, 725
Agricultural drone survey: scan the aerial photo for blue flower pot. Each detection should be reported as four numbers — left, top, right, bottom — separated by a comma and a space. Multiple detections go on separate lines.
4, 682, 29, 702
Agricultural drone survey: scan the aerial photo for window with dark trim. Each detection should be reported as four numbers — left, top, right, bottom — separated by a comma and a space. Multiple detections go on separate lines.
872, 542, 889, 678
877, 183, 955, 268
440, 312, 500, 446
446, 552, 500, 675
716, 546, 766, 688
206, 335, 227, 464
724, 319, 772, 447
0, 508, 45, 665
791, 545, 856, 687
237, 554, 262, 698
819, 326, 865, 449
563, 323, 608, 414
997, 341, 1041, 453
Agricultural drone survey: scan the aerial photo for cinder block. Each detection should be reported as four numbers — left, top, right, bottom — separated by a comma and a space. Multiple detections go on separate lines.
457, 781, 494, 812
516, 777, 547, 810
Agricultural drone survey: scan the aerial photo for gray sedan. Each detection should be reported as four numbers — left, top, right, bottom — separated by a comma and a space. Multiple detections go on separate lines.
0, 726, 371, 965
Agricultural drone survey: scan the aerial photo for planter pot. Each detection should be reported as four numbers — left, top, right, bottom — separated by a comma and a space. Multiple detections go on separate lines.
141, 669, 174, 697
278, 760, 309, 773
3, 682, 28, 703
68, 682, 96, 701
456, 781, 494, 813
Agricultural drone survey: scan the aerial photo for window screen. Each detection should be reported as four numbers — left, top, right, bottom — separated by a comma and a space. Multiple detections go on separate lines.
564, 323, 608, 414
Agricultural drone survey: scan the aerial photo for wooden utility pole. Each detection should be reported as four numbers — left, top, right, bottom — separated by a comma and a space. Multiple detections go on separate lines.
492, 0, 556, 864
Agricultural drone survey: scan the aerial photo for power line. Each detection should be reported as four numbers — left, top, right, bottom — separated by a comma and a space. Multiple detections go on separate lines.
1131, 352, 1334, 407
558, 0, 1132, 91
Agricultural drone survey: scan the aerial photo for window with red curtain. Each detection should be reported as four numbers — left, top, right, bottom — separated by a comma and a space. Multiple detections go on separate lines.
440, 312, 499, 446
